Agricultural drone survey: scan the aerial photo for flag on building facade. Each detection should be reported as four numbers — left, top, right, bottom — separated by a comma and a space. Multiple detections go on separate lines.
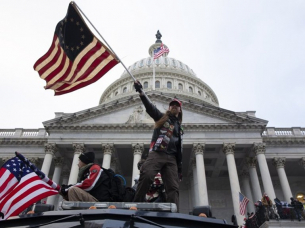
0, 152, 59, 220
33, 2, 119, 95
153, 43, 169, 59
239, 192, 249, 216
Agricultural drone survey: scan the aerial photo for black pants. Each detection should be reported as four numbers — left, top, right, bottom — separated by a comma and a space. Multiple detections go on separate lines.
295, 208, 302, 220
133, 151, 179, 209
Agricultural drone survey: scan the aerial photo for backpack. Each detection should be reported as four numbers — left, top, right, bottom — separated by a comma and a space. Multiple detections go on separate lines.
114, 174, 136, 202
90, 167, 135, 202
123, 187, 136, 202
101, 168, 125, 202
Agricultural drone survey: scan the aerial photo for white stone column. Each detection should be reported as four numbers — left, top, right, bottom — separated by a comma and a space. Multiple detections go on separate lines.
102, 144, 114, 169
47, 157, 64, 205
193, 143, 209, 206
239, 170, 255, 213
253, 143, 276, 202
246, 157, 262, 202
41, 143, 57, 176
131, 143, 144, 186
192, 160, 200, 207
68, 143, 85, 184
223, 143, 243, 226
272, 157, 293, 202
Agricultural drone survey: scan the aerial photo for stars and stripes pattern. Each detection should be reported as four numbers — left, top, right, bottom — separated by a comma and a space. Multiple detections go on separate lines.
0, 152, 59, 220
239, 192, 249, 216
153, 43, 169, 59
33, 2, 119, 95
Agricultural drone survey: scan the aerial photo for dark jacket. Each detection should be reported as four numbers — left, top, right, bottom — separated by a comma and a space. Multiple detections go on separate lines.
291, 200, 303, 210
140, 95, 183, 173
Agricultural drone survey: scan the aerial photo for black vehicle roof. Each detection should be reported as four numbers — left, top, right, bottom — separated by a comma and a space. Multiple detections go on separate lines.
1, 209, 238, 228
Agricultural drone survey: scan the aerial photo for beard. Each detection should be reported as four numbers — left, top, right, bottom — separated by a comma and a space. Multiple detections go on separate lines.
170, 108, 179, 116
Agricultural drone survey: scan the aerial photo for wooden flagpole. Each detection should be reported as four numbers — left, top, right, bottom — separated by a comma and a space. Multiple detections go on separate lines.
73, 2, 151, 101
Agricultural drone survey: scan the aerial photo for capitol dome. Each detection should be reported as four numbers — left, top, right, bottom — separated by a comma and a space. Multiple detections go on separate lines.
99, 32, 219, 107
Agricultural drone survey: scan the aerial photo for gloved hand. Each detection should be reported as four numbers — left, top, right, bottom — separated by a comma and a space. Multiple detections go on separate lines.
178, 173, 183, 182
134, 80, 143, 93
60, 184, 72, 196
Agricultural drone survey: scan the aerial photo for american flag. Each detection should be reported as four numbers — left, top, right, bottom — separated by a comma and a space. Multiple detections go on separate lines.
0, 152, 59, 220
153, 43, 169, 59
239, 192, 249, 216
34, 2, 119, 95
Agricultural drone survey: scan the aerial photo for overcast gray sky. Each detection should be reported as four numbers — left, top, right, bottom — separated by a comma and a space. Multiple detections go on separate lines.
0, 0, 304, 129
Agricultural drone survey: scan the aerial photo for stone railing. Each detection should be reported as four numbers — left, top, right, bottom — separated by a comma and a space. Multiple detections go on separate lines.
262, 127, 305, 137
0, 128, 48, 137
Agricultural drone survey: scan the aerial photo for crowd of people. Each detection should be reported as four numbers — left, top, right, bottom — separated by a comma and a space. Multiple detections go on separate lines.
241, 193, 305, 228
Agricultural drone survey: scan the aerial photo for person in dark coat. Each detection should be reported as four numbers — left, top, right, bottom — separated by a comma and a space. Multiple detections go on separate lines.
133, 81, 183, 209
255, 200, 266, 226
290, 197, 303, 221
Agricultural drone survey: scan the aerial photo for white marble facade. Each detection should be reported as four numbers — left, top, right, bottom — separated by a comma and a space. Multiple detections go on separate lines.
0, 40, 304, 225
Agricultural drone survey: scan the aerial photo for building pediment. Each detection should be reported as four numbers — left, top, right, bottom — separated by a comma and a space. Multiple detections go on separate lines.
43, 92, 268, 131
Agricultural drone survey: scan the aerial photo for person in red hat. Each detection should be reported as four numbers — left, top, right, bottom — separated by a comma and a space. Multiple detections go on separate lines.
133, 81, 184, 209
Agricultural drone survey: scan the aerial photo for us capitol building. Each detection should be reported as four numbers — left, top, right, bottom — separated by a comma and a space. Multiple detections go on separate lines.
1, 33, 304, 225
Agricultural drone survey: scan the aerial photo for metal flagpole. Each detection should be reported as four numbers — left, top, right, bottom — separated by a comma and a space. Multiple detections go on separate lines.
152, 50, 155, 90
73, 2, 150, 101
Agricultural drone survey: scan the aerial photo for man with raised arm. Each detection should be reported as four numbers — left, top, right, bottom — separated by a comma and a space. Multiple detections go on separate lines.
133, 81, 184, 209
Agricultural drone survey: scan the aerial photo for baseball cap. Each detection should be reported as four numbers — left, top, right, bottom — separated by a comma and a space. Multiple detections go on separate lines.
169, 98, 182, 107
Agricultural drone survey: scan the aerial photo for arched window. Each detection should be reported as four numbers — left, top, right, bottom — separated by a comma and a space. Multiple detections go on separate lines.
115, 91, 118, 96
178, 83, 183, 90
123, 87, 127, 93
172, 59, 177, 67
139, 59, 144, 68
144, 81, 148, 89
179, 61, 184, 69
167, 81, 172, 89
185, 65, 189, 72
164, 57, 169, 66
198, 91, 201, 96
189, 87, 193, 93
155, 80, 160, 88
155, 58, 160, 65
133, 62, 137, 70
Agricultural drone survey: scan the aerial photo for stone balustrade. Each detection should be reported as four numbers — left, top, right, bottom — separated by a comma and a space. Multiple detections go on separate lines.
262, 127, 305, 137
0, 128, 47, 137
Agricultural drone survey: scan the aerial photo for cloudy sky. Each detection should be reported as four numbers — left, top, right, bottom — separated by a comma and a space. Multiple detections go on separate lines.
0, 0, 304, 129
